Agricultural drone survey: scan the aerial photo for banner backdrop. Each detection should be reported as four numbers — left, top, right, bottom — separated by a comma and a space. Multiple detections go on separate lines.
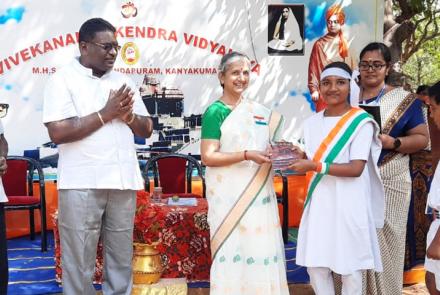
0, 0, 383, 156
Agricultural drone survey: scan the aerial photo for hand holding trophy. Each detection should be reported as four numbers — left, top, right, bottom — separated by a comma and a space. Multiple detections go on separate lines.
270, 141, 301, 170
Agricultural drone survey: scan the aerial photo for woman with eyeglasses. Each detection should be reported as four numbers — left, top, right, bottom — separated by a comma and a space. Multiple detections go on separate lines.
0, 106, 8, 294
359, 42, 429, 295
308, 4, 357, 112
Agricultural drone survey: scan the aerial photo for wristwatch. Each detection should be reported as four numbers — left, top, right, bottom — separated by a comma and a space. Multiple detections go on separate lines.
393, 137, 402, 150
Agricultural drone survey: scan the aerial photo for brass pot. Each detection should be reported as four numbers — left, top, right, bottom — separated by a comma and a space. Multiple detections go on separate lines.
132, 242, 163, 284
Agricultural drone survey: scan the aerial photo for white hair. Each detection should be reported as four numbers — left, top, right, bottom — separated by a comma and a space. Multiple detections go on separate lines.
218, 52, 251, 73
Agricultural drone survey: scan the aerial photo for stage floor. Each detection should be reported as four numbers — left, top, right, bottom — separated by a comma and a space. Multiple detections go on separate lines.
7, 229, 309, 294
7, 230, 429, 295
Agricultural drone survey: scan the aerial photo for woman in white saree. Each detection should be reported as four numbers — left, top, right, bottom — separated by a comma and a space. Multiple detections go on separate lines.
200, 52, 289, 295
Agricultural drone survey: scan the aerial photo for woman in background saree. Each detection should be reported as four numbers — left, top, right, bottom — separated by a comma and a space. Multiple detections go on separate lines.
201, 52, 289, 295
405, 85, 433, 270
268, 7, 303, 52
358, 42, 429, 295
308, 4, 357, 112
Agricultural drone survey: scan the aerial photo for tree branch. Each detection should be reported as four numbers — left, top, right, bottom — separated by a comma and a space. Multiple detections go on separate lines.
400, 1, 440, 62
384, 0, 397, 32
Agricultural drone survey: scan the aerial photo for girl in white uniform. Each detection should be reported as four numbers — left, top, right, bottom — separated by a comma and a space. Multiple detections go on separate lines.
290, 62, 384, 295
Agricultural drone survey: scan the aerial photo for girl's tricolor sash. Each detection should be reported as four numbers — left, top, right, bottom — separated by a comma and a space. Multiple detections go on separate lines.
210, 112, 283, 259
304, 108, 371, 208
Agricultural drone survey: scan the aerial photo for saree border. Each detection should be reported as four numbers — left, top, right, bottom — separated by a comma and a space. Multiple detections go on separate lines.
379, 93, 417, 167
382, 93, 416, 134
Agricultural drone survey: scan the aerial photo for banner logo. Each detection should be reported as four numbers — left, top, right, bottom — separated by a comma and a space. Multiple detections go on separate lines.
121, 2, 138, 18
121, 42, 140, 65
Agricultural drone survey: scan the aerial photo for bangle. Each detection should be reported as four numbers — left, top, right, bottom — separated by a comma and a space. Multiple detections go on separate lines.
244, 150, 248, 161
126, 113, 135, 125
315, 162, 322, 173
315, 161, 330, 174
96, 112, 105, 126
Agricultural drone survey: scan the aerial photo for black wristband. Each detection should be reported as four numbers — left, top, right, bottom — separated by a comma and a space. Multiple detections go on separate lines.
393, 137, 402, 150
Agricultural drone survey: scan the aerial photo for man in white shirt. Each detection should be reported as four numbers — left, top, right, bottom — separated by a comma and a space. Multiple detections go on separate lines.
43, 18, 152, 295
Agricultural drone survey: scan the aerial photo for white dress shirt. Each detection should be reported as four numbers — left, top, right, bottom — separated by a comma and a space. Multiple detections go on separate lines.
43, 58, 149, 190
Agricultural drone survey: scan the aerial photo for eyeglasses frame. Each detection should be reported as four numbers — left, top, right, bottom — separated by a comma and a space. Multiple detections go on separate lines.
88, 41, 121, 52
358, 62, 388, 71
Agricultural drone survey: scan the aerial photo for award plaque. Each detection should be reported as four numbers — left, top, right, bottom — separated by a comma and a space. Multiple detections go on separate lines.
271, 142, 299, 170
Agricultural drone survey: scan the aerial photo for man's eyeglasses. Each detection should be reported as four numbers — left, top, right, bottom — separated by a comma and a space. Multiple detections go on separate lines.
359, 62, 387, 71
0, 104, 9, 118
88, 42, 121, 52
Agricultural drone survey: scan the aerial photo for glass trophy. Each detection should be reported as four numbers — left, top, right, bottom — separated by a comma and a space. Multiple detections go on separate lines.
271, 142, 299, 170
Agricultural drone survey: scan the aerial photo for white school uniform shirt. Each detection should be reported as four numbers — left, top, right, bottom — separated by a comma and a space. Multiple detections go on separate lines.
42, 58, 149, 190
425, 164, 440, 276
296, 112, 383, 275
0, 120, 6, 202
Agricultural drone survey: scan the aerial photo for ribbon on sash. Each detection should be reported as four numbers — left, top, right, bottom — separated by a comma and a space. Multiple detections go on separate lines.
304, 108, 372, 208
210, 111, 283, 259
